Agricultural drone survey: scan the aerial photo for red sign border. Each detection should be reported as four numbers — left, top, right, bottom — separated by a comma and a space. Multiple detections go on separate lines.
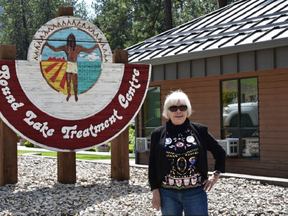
0, 61, 151, 151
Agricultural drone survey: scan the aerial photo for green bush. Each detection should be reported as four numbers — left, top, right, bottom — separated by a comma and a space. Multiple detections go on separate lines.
85, 147, 97, 152
85, 124, 135, 153
129, 122, 135, 153
129, 122, 135, 145
24, 141, 34, 148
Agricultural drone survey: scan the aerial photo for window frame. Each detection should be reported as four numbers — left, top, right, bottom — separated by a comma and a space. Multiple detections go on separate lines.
220, 77, 259, 159
141, 86, 161, 137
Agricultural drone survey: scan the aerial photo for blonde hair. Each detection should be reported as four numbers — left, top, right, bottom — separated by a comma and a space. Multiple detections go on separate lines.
162, 90, 192, 119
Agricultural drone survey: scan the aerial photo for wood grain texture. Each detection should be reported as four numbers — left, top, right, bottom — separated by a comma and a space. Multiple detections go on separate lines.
111, 50, 130, 181
57, 7, 73, 17
27, 16, 112, 63
0, 45, 16, 60
144, 67, 288, 178
57, 152, 76, 184
0, 45, 17, 186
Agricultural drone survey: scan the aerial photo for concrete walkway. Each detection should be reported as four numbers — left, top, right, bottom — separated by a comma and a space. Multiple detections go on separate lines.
17, 145, 288, 187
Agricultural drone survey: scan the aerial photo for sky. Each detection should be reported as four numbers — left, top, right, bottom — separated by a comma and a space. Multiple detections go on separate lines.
83, 0, 95, 18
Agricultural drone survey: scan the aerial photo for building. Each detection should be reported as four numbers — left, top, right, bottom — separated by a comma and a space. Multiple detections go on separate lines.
127, 0, 288, 178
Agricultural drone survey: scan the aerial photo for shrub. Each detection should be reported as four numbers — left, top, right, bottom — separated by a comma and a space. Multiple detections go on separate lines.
85, 147, 97, 152
129, 122, 135, 145
24, 141, 34, 148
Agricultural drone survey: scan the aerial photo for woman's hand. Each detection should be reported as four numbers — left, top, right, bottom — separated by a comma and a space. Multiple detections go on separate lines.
203, 173, 220, 192
151, 189, 161, 211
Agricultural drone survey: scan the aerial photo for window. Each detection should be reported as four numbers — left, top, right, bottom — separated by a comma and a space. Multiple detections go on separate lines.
221, 77, 259, 159
141, 86, 161, 137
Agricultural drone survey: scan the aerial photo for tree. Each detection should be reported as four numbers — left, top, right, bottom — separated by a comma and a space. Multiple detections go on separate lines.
92, 0, 167, 51
91, 0, 240, 51
165, 0, 172, 30
74, 0, 90, 20
92, 0, 134, 51
0, 0, 240, 58
219, 0, 228, 8
130, 0, 166, 47
0, 0, 88, 60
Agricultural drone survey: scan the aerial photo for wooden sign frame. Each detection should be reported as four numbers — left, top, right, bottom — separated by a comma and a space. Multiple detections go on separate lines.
0, 16, 151, 152
0, 8, 150, 184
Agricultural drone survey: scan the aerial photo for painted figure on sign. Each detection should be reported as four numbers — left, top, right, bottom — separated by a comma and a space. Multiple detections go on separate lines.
45, 33, 101, 102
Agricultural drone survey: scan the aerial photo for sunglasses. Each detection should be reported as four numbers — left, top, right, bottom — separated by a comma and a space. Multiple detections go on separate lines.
168, 105, 188, 112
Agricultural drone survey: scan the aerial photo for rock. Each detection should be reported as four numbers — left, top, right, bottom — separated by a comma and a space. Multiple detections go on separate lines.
0, 156, 286, 215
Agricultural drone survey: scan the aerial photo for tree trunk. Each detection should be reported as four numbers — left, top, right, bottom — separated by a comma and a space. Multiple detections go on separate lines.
164, 0, 172, 30
218, 0, 228, 8
20, 0, 30, 59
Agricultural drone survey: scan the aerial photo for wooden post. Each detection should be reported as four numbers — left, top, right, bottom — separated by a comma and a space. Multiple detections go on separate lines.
56, 7, 76, 184
111, 50, 130, 181
0, 45, 17, 60
112, 49, 128, 64
56, 7, 73, 17
57, 152, 76, 184
0, 45, 18, 186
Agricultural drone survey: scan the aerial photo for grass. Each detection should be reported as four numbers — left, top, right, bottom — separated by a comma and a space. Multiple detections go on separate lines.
79, 143, 134, 153
18, 150, 135, 160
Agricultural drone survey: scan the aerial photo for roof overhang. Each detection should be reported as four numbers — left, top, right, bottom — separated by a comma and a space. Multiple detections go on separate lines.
129, 38, 288, 66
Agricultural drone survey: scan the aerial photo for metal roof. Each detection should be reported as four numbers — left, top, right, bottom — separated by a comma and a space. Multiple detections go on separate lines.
126, 0, 288, 65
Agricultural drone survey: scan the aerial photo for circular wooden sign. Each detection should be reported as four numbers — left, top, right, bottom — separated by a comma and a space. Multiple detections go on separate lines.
0, 16, 151, 151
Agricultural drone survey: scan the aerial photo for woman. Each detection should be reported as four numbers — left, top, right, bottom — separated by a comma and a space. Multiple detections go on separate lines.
149, 90, 226, 215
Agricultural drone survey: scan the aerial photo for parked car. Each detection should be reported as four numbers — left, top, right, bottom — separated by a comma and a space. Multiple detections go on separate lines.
223, 101, 258, 127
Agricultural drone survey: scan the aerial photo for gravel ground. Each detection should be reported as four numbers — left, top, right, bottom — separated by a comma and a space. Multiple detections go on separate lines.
0, 156, 287, 216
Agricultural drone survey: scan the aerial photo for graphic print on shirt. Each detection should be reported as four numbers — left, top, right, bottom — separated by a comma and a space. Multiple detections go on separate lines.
162, 128, 202, 189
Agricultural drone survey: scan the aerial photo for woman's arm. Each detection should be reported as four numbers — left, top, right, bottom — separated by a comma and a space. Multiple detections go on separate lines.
206, 132, 226, 172
151, 188, 161, 211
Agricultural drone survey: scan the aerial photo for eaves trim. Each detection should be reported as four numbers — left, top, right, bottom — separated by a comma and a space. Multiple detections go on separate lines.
129, 38, 288, 65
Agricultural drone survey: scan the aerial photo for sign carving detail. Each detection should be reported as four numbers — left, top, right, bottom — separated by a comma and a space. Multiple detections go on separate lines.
0, 16, 151, 151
